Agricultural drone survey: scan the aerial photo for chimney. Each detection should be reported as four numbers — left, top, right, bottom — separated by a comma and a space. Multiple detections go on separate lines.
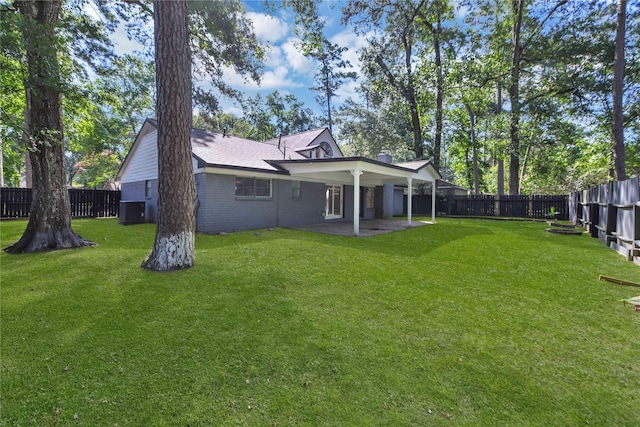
377, 151, 393, 164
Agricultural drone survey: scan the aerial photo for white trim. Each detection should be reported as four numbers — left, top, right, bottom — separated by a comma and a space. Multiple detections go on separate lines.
352, 169, 362, 235
407, 177, 413, 228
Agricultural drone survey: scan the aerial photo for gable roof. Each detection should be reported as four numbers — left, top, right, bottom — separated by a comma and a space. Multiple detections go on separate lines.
190, 128, 305, 172
117, 119, 441, 183
263, 128, 339, 152
117, 120, 340, 179
394, 160, 442, 180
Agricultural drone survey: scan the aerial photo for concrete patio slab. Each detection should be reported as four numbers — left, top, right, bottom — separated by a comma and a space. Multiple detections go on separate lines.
290, 219, 432, 236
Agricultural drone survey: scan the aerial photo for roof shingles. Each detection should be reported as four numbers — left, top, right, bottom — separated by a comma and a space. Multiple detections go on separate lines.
190, 128, 308, 171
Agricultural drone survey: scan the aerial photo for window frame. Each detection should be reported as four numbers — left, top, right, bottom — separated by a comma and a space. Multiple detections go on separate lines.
144, 180, 152, 198
291, 180, 301, 199
235, 177, 272, 199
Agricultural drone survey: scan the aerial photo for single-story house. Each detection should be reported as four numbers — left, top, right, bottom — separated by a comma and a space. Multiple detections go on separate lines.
116, 119, 441, 236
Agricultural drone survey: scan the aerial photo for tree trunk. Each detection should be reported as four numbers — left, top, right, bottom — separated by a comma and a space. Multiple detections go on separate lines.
403, 36, 423, 159
142, 0, 196, 271
519, 144, 532, 191
0, 127, 3, 188
24, 88, 32, 188
433, 4, 443, 171
508, 0, 525, 195
612, 0, 626, 181
465, 103, 480, 194
496, 82, 505, 195
497, 159, 505, 196
5, 0, 94, 254
325, 69, 333, 133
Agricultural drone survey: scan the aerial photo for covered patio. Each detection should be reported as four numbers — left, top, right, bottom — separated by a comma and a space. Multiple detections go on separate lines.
272, 157, 441, 236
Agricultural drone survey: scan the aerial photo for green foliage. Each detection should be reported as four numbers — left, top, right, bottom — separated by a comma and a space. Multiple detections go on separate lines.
336, 96, 416, 161
188, 0, 263, 112
193, 91, 318, 141
2, 218, 639, 424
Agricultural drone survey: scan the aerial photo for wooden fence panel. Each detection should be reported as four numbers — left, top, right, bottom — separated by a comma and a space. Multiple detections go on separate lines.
409, 194, 569, 219
0, 188, 32, 218
1, 188, 120, 219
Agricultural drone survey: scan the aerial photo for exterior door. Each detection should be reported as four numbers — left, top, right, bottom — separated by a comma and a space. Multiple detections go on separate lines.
325, 185, 343, 219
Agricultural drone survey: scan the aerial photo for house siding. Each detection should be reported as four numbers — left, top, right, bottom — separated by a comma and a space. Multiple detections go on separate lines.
122, 173, 362, 234
120, 130, 158, 183
196, 173, 328, 234
276, 180, 326, 228
121, 179, 158, 222
195, 173, 276, 234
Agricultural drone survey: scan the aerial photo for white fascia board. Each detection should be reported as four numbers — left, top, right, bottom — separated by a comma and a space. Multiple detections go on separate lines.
283, 159, 432, 186
201, 166, 287, 181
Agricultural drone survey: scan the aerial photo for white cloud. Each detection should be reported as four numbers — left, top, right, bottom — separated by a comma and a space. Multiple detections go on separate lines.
330, 29, 369, 76
281, 37, 316, 75
258, 66, 305, 90
263, 44, 286, 70
335, 79, 360, 104
246, 12, 290, 43
223, 105, 243, 117
221, 64, 302, 91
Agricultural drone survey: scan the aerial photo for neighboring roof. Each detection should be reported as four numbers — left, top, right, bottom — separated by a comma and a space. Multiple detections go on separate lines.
437, 179, 471, 191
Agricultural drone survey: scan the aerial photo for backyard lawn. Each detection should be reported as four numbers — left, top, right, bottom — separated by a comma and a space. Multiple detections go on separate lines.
1, 218, 639, 426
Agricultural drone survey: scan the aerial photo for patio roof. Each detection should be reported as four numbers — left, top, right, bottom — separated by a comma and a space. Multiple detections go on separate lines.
269, 157, 440, 236
269, 157, 441, 186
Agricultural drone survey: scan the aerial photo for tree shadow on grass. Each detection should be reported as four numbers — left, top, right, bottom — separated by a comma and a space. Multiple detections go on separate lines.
197, 221, 495, 259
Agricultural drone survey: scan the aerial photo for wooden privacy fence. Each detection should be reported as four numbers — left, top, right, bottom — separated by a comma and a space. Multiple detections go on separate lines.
569, 177, 640, 264
1, 188, 121, 219
408, 194, 569, 220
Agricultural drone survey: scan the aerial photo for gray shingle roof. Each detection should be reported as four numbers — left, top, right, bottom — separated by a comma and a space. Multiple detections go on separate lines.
190, 128, 311, 172
263, 128, 327, 151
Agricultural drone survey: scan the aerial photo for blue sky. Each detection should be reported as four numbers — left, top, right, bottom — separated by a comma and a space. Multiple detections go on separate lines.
110, 1, 366, 119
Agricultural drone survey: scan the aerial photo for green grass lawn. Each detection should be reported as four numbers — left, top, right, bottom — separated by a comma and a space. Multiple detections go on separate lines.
1, 218, 639, 426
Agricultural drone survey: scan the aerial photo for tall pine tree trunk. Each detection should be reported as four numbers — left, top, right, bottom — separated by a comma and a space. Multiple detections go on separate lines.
433, 3, 444, 171
142, 0, 196, 271
402, 35, 423, 160
508, 0, 525, 195
465, 103, 480, 194
496, 82, 505, 195
612, 0, 626, 181
5, 0, 94, 254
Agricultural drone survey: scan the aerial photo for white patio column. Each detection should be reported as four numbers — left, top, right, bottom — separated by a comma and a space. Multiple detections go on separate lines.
431, 179, 436, 223
351, 168, 362, 235
407, 177, 413, 228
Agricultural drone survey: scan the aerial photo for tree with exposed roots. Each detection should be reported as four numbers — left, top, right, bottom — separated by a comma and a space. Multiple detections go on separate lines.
4, 0, 94, 253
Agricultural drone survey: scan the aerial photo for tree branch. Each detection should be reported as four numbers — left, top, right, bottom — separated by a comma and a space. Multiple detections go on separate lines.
522, 85, 575, 107
521, 0, 568, 51
122, 0, 153, 17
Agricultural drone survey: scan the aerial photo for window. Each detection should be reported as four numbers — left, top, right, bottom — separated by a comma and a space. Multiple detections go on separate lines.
235, 177, 272, 198
292, 180, 301, 199
145, 180, 152, 198
325, 185, 343, 219
320, 141, 333, 157
366, 188, 374, 209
